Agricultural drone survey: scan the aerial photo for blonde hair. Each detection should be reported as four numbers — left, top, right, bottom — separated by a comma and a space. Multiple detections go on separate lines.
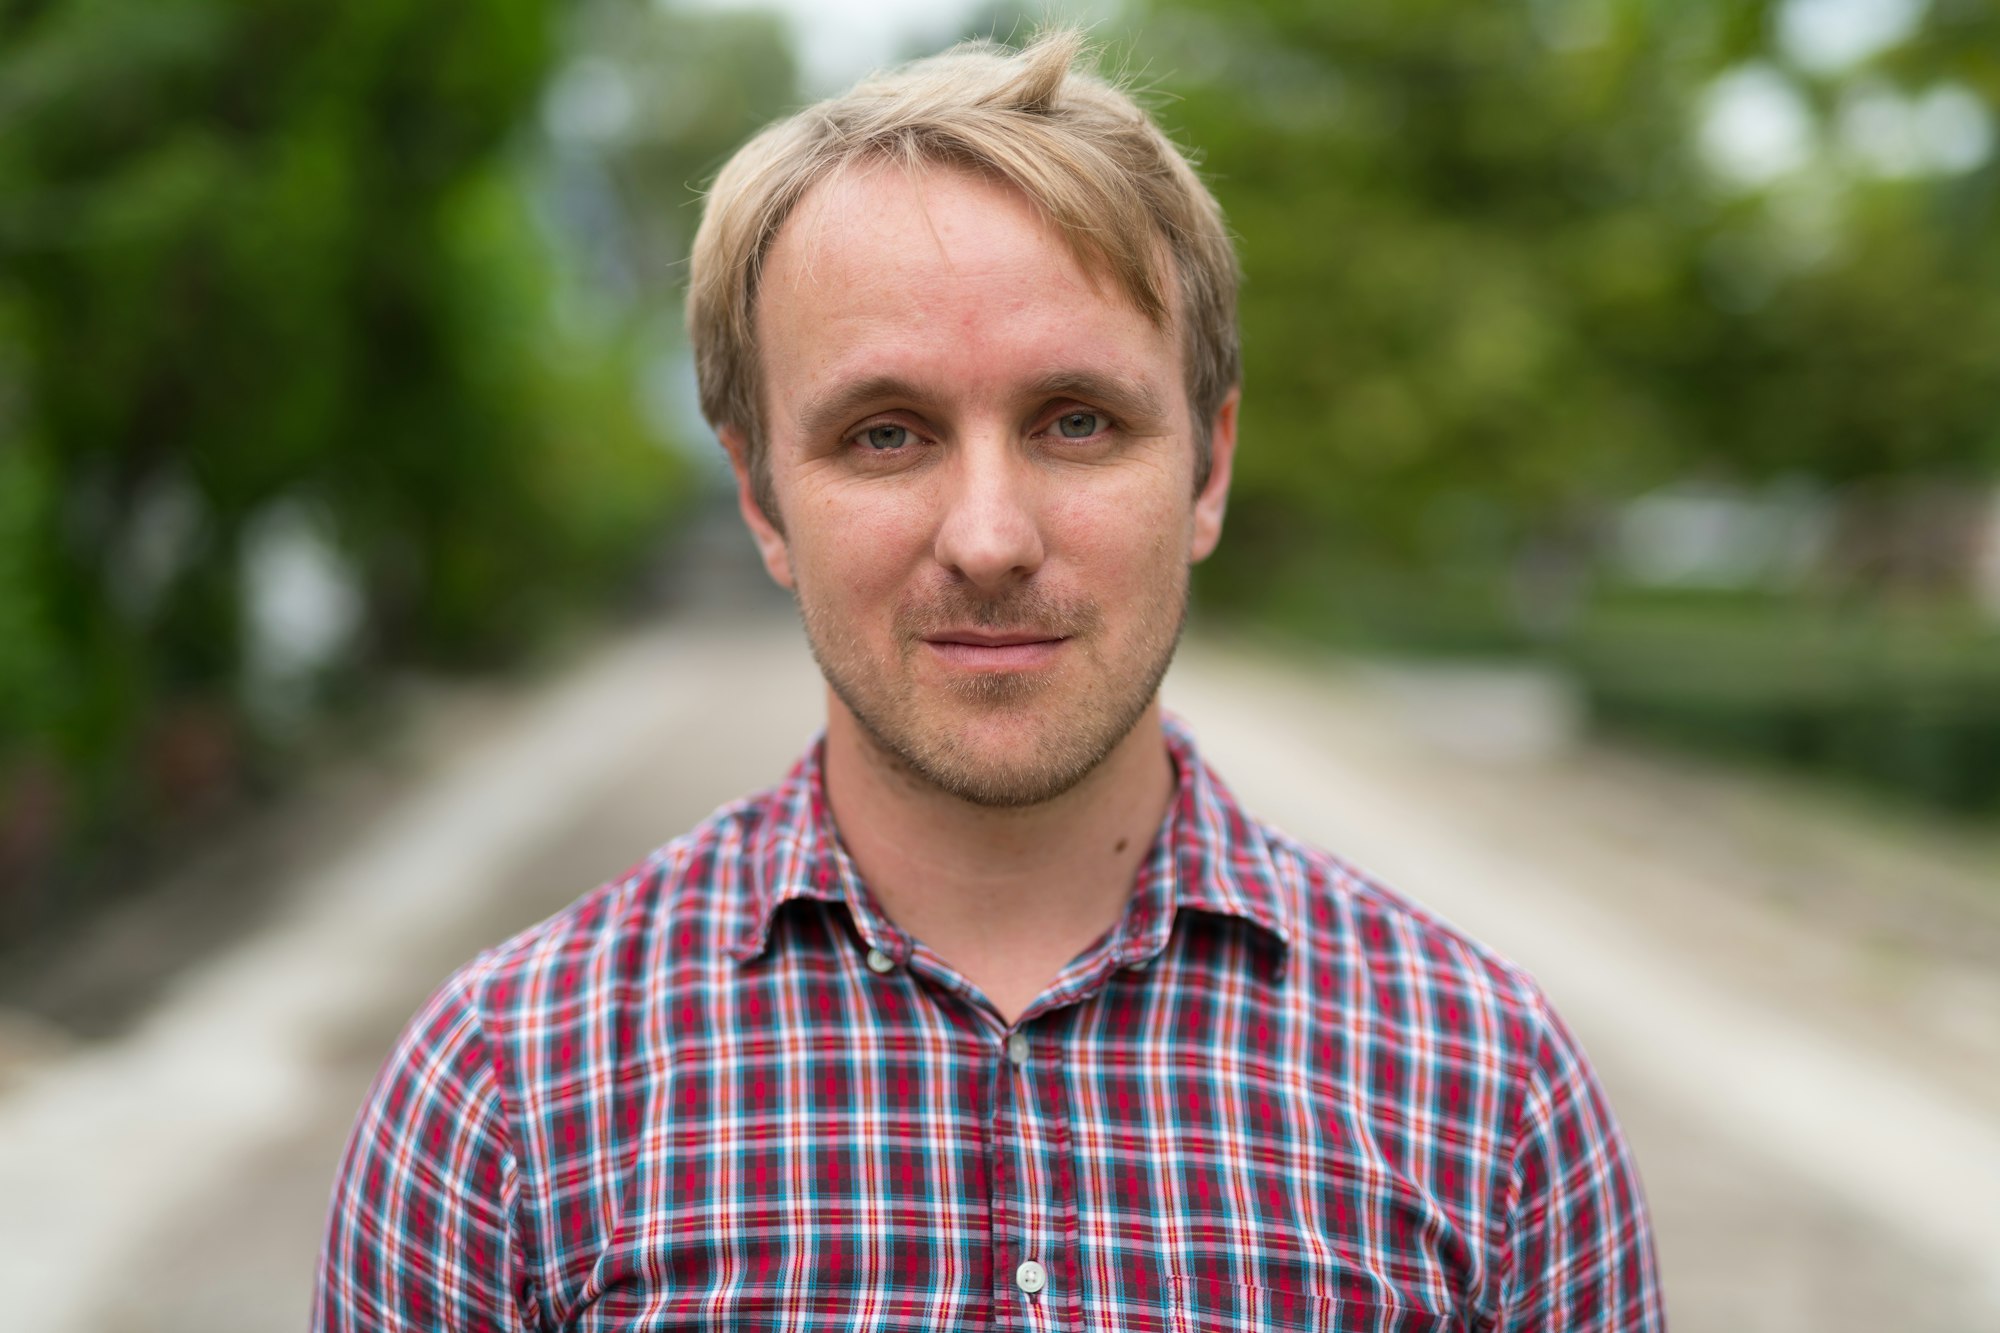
686, 28, 1240, 519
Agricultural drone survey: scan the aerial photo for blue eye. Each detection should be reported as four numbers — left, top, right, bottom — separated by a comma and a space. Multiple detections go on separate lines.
862, 424, 910, 450
1055, 412, 1105, 439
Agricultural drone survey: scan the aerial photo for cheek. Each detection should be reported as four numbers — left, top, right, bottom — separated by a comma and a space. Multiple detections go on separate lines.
1047, 472, 1192, 580
787, 486, 932, 609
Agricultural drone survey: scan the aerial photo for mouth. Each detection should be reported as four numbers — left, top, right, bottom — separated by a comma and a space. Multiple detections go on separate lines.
928, 629, 1066, 647
921, 630, 1070, 670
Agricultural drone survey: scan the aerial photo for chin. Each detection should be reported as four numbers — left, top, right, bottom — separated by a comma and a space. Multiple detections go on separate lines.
857, 695, 1152, 809
900, 742, 1104, 809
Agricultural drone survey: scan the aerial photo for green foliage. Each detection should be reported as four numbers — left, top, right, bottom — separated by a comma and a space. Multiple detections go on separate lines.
0, 0, 690, 928
1567, 592, 2000, 814
1126, 0, 2000, 815
0, 440, 60, 738
549, 2, 800, 290
1149, 0, 1702, 592
1133, 0, 2000, 611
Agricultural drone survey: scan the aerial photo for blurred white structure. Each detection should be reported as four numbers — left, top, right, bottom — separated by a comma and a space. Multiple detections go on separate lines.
1613, 480, 1832, 590
240, 499, 362, 727
1777, 0, 1926, 75
1975, 489, 2000, 619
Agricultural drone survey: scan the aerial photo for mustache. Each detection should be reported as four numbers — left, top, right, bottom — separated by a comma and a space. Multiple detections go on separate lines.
897, 584, 1102, 641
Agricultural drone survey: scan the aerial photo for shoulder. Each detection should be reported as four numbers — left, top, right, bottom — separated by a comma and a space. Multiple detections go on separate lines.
444, 784, 788, 1037
1262, 824, 1565, 1078
1259, 826, 1660, 1321
347, 785, 779, 1121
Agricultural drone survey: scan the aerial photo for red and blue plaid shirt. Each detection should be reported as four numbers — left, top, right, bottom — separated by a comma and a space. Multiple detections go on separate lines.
316, 721, 1661, 1331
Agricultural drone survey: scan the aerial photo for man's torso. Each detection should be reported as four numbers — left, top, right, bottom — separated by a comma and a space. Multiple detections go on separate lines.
317, 726, 1655, 1332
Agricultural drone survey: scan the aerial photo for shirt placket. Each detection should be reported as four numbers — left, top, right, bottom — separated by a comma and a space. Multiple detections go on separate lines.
989, 1017, 1080, 1333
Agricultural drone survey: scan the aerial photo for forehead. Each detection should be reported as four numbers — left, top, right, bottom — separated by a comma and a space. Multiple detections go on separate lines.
754, 160, 1180, 424
760, 159, 1112, 312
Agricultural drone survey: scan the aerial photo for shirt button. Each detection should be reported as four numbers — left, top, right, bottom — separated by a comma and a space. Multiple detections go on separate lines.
864, 947, 896, 975
1015, 1259, 1047, 1294
1006, 1031, 1030, 1066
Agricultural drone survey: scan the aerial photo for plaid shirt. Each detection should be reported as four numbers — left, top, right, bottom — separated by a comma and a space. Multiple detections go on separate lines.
316, 721, 1661, 1331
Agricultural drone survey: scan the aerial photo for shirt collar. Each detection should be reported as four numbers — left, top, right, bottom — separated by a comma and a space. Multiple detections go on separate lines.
1155, 714, 1294, 955
727, 717, 1294, 964
725, 736, 848, 963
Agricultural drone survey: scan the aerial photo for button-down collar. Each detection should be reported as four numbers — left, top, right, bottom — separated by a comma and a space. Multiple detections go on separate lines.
725, 716, 1293, 973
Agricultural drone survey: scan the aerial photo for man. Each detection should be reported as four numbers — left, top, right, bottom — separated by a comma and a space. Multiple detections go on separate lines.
317, 30, 1662, 1332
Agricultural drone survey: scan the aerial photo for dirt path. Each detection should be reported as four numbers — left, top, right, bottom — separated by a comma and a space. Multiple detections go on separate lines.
1, 611, 1994, 1331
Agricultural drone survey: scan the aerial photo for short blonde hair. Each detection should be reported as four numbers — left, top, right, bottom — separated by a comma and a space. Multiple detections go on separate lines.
686, 28, 1240, 519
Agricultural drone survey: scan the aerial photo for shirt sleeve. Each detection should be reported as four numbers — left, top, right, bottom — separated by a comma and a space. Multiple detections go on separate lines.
314, 971, 534, 1332
1495, 996, 1664, 1331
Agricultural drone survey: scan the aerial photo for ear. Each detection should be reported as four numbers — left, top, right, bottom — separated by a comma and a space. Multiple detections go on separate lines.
1189, 388, 1237, 564
719, 425, 794, 589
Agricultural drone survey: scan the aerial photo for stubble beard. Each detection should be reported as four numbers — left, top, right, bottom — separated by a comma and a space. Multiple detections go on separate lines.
799, 575, 1190, 809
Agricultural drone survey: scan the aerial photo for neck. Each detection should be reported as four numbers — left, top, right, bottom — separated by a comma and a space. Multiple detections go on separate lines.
822, 694, 1175, 1024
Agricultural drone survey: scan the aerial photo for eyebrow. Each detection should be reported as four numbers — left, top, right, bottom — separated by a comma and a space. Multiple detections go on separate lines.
794, 375, 941, 444
1023, 370, 1170, 427
792, 369, 1172, 442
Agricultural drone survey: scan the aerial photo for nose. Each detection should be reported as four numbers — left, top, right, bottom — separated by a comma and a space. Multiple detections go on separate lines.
932, 438, 1045, 593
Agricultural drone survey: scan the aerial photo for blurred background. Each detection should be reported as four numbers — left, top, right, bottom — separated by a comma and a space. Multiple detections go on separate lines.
1, 0, 1997, 1328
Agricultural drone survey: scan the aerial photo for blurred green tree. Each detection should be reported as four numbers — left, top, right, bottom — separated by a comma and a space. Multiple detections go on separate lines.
543, 1, 799, 299
1128, 0, 1998, 630
1123, 0, 2000, 808
0, 0, 695, 932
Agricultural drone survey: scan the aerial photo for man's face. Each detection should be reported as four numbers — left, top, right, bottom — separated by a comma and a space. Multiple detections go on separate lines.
728, 161, 1235, 807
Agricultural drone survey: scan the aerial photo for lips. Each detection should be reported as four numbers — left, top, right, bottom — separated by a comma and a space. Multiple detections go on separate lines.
925, 629, 1066, 647
899, 590, 1101, 674
921, 630, 1069, 670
